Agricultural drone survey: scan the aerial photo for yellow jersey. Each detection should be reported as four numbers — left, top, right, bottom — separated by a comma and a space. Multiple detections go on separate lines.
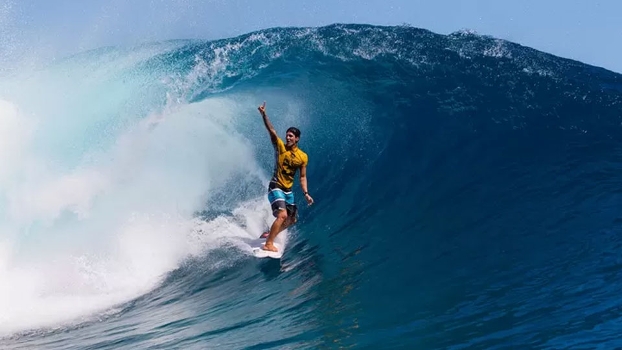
271, 137, 308, 190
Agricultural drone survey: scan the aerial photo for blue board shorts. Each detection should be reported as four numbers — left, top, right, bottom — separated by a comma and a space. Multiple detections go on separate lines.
268, 182, 297, 218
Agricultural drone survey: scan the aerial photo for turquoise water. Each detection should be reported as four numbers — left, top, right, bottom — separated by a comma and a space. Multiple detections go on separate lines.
1, 24, 622, 349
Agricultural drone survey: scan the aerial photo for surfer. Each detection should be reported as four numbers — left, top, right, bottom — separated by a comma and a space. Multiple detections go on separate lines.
258, 102, 314, 252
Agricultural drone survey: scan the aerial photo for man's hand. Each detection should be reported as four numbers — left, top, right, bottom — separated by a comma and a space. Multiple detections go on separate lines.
305, 193, 314, 206
258, 101, 277, 143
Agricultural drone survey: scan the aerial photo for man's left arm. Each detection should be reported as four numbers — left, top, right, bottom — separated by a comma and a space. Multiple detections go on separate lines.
300, 165, 314, 205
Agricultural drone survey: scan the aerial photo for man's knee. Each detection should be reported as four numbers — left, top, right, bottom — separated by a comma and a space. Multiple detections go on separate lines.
275, 209, 288, 221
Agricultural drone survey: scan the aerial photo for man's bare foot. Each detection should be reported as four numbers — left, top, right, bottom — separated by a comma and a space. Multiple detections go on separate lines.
262, 242, 278, 252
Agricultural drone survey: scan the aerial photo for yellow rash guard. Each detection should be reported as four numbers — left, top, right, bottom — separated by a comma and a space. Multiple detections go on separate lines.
271, 137, 308, 190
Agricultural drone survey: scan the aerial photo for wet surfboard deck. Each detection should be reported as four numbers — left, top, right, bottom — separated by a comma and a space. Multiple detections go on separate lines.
251, 242, 283, 259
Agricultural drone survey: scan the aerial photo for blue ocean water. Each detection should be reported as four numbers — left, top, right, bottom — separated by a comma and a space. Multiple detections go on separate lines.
1, 24, 622, 349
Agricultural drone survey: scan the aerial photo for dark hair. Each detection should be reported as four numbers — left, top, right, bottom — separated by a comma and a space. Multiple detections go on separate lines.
287, 127, 301, 138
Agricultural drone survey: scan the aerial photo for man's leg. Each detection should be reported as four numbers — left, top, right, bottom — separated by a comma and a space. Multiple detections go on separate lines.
264, 187, 289, 251
282, 204, 297, 230
260, 200, 297, 238
264, 209, 287, 252
260, 214, 295, 239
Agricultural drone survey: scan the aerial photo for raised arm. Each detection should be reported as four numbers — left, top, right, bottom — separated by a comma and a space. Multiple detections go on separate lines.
258, 102, 278, 144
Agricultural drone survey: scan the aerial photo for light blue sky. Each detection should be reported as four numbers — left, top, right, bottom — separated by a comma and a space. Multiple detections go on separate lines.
1, 0, 620, 73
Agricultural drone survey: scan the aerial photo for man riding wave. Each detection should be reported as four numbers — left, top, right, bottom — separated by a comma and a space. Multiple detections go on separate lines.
258, 102, 314, 252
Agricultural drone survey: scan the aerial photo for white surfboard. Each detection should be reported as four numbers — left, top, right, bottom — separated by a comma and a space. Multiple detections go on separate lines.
251, 241, 283, 259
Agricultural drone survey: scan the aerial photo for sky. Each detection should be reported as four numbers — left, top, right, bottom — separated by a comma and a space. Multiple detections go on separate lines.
1, 0, 620, 73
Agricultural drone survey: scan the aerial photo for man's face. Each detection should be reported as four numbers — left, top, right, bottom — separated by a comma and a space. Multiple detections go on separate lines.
285, 131, 298, 147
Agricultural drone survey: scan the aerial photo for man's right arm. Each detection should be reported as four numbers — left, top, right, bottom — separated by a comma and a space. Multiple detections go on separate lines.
258, 102, 277, 144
